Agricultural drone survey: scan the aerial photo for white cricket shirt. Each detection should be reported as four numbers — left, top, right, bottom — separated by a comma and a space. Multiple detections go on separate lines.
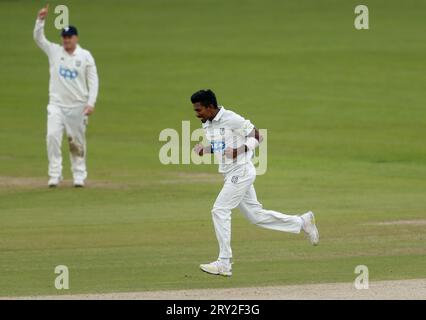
33, 19, 99, 108
202, 106, 255, 174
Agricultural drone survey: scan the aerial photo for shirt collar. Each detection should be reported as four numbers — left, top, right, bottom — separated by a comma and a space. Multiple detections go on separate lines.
212, 106, 225, 122
202, 106, 225, 128
63, 44, 81, 56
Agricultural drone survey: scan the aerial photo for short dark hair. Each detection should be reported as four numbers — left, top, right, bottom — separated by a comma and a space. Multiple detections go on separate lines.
190, 89, 218, 108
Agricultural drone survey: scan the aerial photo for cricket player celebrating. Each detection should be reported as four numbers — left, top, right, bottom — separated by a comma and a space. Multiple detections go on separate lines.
33, 5, 99, 187
192, 89, 319, 276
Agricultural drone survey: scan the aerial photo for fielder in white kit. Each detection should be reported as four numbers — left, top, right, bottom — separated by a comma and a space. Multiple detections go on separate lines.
191, 90, 319, 276
33, 5, 99, 187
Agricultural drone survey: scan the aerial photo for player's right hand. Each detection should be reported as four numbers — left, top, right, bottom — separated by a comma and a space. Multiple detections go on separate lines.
37, 4, 49, 20
193, 144, 204, 156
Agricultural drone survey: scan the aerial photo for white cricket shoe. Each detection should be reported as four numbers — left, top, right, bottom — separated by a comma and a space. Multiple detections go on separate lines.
200, 260, 232, 277
48, 176, 62, 188
301, 211, 319, 246
73, 179, 85, 188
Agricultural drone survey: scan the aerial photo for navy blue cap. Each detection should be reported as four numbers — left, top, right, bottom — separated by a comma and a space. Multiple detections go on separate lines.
61, 25, 78, 37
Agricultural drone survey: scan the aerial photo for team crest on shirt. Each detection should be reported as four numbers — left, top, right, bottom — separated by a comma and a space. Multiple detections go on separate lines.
231, 176, 239, 184
211, 141, 225, 153
220, 128, 225, 135
75, 60, 82, 67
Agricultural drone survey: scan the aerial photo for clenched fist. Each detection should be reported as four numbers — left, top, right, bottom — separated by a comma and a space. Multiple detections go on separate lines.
193, 143, 205, 156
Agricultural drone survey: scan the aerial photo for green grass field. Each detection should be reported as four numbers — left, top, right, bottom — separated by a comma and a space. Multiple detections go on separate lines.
0, 0, 425, 296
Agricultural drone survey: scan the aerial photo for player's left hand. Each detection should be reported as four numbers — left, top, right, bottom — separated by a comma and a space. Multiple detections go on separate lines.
224, 147, 237, 159
225, 146, 247, 159
83, 105, 95, 116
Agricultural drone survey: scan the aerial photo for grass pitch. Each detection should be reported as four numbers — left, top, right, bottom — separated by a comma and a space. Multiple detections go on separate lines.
0, 0, 425, 296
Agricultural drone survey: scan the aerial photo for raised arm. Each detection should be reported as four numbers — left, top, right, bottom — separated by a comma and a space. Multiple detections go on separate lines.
33, 5, 53, 55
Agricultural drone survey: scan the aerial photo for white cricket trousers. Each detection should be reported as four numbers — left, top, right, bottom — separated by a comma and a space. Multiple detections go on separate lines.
212, 163, 304, 260
46, 104, 87, 180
